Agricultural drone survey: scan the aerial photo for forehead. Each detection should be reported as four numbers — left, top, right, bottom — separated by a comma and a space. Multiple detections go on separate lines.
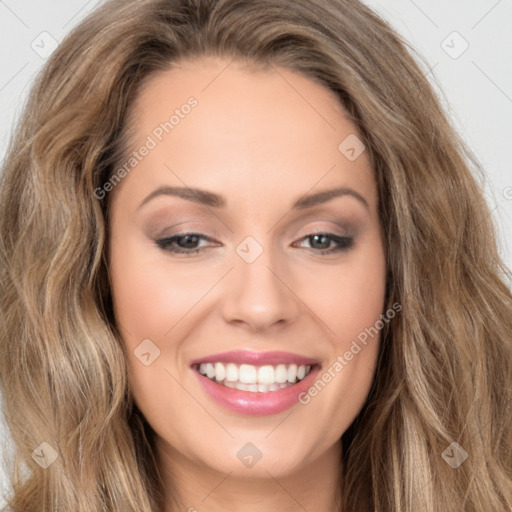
115, 56, 377, 213
132, 56, 348, 142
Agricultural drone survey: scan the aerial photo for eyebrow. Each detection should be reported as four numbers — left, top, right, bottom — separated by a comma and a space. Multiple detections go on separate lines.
137, 185, 369, 211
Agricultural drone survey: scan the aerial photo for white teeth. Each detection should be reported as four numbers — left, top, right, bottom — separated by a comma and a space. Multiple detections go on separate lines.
225, 363, 238, 382
287, 364, 297, 383
257, 365, 275, 384
196, 362, 314, 391
275, 364, 288, 383
214, 362, 226, 381
205, 363, 215, 379
239, 364, 257, 384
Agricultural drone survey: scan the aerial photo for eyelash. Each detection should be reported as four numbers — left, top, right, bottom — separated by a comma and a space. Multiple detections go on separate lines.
155, 232, 354, 256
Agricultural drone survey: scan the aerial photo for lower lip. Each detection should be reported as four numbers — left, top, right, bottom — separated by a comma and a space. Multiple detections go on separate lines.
192, 365, 321, 416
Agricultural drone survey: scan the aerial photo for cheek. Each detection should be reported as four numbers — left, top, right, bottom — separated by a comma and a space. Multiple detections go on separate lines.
299, 238, 386, 428
109, 236, 207, 348
311, 238, 387, 344
108, 235, 206, 422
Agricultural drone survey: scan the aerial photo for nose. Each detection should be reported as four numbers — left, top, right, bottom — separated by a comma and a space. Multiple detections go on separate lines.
221, 241, 302, 332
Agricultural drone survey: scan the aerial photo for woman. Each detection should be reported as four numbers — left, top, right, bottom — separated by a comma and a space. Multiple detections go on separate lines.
0, 0, 510, 511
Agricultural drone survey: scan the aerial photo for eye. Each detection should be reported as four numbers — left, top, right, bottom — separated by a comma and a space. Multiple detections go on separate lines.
293, 233, 354, 254
155, 231, 353, 256
155, 233, 214, 255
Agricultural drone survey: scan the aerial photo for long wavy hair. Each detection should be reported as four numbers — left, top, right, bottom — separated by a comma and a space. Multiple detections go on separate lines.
0, 0, 511, 510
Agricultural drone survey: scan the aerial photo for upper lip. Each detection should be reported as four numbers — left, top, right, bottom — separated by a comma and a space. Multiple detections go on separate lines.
190, 349, 319, 367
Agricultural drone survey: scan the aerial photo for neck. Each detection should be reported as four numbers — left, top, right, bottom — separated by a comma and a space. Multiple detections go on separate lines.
156, 437, 343, 512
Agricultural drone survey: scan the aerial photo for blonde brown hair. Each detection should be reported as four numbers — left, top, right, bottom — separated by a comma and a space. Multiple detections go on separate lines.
1, 0, 511, 510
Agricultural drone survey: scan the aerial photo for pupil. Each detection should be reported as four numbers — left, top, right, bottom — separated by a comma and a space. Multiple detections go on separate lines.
311, 234, 329, 249
179, 234, 199, 248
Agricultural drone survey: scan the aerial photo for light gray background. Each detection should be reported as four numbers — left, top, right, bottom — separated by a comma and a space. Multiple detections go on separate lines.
1, 0, 511, 502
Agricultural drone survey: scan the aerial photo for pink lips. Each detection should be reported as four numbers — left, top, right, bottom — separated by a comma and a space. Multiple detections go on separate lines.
190, 349, 318, 367
190, 349, 320, 416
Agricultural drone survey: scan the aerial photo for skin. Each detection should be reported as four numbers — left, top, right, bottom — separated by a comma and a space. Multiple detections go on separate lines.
108, 56, 386, 512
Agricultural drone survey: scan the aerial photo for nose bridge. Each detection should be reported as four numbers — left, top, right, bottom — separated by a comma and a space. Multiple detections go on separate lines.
221, 234, 301, 330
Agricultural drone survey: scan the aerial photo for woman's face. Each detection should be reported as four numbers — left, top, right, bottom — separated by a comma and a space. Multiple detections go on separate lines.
108, 56, 386, 479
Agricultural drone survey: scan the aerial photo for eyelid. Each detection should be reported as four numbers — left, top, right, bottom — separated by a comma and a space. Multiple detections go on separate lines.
294, 221, 353, 239
156, 223, 351, 243
151, 222, 219, 240
152, 218, 354, 243
154, 229, 354, 256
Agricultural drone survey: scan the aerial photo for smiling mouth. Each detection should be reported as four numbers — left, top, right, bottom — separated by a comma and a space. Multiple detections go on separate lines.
192, 362, 314, 393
